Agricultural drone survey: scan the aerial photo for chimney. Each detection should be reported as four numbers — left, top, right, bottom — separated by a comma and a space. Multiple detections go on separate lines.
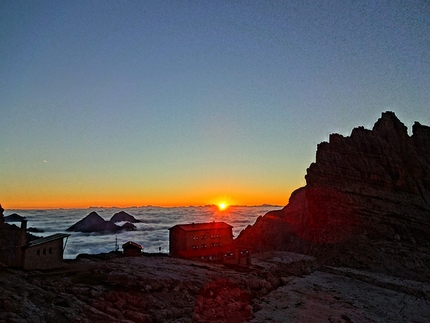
15, 220, 28, 268
19, 220, 28, 247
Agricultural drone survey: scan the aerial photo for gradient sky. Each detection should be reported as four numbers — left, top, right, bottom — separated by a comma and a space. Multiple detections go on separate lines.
1, 0, 429, 208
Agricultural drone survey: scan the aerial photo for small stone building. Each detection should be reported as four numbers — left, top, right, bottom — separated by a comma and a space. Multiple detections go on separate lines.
23, 233, 71, 270
122, 241, 142, 257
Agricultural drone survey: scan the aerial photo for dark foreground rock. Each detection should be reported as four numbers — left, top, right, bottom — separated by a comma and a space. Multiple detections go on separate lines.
237, 112, 430, 281
252, 268, 430, 323
0, 252, 316, 323
1, 253, 429, 323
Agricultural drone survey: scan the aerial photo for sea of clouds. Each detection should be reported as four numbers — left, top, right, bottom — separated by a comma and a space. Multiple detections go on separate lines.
5, 206, 280, 259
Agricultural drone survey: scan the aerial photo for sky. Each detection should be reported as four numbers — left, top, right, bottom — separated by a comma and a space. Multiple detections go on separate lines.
1, 0, 429, 208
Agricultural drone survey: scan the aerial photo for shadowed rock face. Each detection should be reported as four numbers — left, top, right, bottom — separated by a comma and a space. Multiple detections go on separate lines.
237, 111, 430, 280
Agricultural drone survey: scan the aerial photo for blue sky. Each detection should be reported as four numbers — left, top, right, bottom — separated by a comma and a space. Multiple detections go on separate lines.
1, 0, 429, 208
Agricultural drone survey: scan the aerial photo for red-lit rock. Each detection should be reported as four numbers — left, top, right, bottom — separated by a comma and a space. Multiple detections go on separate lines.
237, 111, 430, 280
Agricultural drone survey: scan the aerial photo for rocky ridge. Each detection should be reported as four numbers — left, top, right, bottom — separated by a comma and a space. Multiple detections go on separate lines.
237, 111, 430, 280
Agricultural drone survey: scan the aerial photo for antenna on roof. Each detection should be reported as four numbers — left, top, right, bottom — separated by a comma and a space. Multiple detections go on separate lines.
115, 235, 119, 252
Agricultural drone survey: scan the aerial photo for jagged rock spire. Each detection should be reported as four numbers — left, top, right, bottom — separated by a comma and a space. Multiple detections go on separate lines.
236, 111, 430, 281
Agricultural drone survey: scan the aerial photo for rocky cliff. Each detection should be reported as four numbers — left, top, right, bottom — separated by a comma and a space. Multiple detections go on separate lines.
236, 111, 430, 280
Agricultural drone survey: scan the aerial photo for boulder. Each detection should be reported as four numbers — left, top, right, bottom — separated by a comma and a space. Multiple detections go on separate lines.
109, 211, 141, 223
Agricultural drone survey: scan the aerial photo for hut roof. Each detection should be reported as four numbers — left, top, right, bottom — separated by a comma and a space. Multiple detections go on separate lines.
169, 221, 232, 232
27, 233, 70, 247
122, 241, 142, 249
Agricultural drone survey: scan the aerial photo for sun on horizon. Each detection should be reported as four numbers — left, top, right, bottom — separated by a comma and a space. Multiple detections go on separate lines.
218, 202, 228, 211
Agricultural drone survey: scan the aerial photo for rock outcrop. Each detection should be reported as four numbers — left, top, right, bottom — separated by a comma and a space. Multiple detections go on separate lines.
110, 211, 141, 223
66, 211, 136, 233
237, 111, 430, 280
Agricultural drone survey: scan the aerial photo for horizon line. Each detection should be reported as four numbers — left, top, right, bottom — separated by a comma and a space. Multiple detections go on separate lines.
4, 203, 283, 210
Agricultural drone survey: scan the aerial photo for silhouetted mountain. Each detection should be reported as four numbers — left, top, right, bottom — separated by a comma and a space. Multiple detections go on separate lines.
66, 211, 137, 233
66, 211, 121, 233
236, 111, 430, 281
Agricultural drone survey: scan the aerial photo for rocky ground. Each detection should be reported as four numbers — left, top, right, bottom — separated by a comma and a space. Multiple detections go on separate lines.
1, 252, 429, 323
252, 268, 430, 323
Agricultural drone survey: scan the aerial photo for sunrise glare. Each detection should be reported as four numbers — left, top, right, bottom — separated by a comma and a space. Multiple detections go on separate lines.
218, 202, 228, 211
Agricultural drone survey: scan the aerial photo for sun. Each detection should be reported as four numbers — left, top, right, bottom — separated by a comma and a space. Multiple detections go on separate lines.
218, 202, 228, 211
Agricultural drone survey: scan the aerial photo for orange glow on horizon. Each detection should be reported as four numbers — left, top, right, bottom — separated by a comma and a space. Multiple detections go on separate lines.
218, 202, 228, 211
1, 185, 296, 209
